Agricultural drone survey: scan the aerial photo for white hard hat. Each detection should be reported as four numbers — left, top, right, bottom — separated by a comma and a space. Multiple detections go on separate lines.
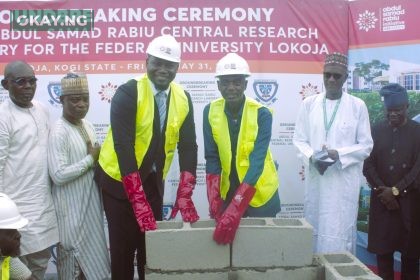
146, 35, 181, 63
215, 53, 251, 78
0, 193, 28, 229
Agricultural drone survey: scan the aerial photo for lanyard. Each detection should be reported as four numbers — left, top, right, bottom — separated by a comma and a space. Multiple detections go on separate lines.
1, 256, 10, 280
323, 96, 341, 139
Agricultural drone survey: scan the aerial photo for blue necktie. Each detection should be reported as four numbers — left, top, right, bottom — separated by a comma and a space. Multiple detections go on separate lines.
156, 91, 167, 131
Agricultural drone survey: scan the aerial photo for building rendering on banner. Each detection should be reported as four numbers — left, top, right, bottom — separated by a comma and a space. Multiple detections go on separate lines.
348, 59, 420, 92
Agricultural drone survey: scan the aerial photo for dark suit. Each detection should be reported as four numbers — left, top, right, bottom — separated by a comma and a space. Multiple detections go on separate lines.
363, 120, 420, 280
95, 78, 197, 280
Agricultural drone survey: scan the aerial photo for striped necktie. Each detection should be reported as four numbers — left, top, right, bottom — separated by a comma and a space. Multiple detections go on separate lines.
156, 91, 167, 131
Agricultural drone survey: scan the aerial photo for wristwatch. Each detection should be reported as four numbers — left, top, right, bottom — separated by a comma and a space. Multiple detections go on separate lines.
391, 186, 400, 196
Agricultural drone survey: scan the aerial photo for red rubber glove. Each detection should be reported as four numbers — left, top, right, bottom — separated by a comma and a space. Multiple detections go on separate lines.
122, 172, 157, 232
206, 174, 224, 222
170, 171, 199, 223
213, 183, 256, 244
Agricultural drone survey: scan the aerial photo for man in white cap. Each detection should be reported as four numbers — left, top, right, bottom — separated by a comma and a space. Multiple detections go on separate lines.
48, 73, 110, 279
204, 53, 280, 245
95, 35, 198, 279
0, 61, 58, 279
363, 83, 420, 280
293, 52, 373, 254
0, 193, 33, 280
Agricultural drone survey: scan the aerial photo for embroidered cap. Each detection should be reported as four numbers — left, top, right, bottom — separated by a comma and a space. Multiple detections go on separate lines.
325, 52, 348, 67
61, 72, 89, 96
379, 83, 408, 108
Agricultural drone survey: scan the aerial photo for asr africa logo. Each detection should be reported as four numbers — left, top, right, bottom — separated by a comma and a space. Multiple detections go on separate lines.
99, 82, 118, 103
356, 10, 378, 32
299, 83, 320, 100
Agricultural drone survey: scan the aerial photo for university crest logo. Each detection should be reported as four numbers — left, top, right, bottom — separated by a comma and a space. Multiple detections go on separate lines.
48, 81, 62, 107
253, 80, 278, 105
162, 204, 173, 221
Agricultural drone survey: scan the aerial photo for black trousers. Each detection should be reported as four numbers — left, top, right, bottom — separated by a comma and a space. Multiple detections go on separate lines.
102, 172, 163, 280
377, 253, 419, 280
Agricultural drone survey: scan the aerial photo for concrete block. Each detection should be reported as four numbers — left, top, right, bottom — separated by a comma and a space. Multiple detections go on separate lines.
232, 218, 313, 268
146, 220, 230, 271
228, 265, 322, 280
145, 269, 228, 280
316, 252, 381, 280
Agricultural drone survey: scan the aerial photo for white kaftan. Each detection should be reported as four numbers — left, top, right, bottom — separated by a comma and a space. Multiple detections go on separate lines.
293, 92, 373, 254
0, 100, 59, 255
48, 117, 110, 279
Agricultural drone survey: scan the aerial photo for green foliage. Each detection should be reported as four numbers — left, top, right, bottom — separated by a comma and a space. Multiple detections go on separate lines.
357, 221, 369, 233
408, 92, 420, 119
351, 91, 384, 126
354, 60, 390, 86
357, 208, 369, 221
351, 91, 420, 127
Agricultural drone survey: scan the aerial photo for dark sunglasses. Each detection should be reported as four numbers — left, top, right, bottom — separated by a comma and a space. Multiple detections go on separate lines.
323, 72, 342, 80
8, 77, 38, 87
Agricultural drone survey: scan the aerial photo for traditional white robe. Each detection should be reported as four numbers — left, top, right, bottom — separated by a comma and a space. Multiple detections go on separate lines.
0, 99, 59, 255
48, 117, 110, 279
293, 92, 373, 254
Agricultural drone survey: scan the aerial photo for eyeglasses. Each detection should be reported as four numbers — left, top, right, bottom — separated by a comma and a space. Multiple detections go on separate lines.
323, 72, 342, 80
8, 77, 38, 87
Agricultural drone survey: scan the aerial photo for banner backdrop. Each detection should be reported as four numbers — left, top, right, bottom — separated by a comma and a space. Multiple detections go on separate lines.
0, 0, 349, 222
348, 0, 420, 272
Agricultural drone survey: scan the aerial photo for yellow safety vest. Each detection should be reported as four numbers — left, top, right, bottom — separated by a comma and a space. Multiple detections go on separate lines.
99, 74, 189, 181
1, 256, 10, 280
208, 97, 279, 207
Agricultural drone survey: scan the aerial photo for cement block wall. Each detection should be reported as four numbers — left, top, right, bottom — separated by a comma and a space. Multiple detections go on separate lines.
145, 218, 381, 280
146, 220, 230, 271
145, 270, 229, 280
316, 252, 381, 280
228, 266, 322, 280
232, 218, 313, 268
